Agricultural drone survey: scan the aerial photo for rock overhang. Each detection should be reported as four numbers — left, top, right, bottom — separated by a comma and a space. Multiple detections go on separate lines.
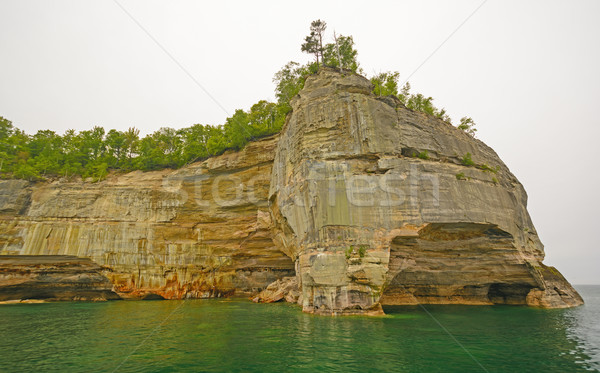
267, 67, 583, 314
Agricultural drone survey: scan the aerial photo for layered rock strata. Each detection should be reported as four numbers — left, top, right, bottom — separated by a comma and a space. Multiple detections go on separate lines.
0, 136, 295, 299
268, 68, 582, 314
0, 68, 582, 314
0, 255, 120, 302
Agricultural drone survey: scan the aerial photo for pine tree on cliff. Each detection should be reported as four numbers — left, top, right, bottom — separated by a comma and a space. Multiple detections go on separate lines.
301, 20, 327, 64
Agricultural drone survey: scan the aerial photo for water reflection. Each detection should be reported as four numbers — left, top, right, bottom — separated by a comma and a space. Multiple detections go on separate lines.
564, 286, 600, 368
0, 289, 598, 372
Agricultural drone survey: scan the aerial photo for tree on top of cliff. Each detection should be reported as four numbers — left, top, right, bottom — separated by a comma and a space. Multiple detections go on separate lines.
322, 34, 360, 73
311, 20, 326, 58
0, 21, 480, 182
301, 32, 320, 64
371, 71, 400, 97
369, 72, 454, 123
301, 20, 327, 64
275, 21, 362, 114
300, 20, 360, 73
273, 61, 316, 113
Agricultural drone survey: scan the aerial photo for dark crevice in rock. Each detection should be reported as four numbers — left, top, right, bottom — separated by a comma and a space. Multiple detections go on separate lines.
142, 293, 165, 300
487, 283, 533, 305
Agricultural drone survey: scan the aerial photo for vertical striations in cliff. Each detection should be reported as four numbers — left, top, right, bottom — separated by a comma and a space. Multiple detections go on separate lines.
268, 67, 582, 315
0, 68, 583, 313
0, 136, 295, 300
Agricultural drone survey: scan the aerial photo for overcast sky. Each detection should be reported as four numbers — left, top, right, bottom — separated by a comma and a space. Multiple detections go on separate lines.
0, 0, 598, 284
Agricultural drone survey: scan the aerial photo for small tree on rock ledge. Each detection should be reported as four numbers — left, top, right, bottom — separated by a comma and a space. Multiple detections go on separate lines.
458, 117, 477, 137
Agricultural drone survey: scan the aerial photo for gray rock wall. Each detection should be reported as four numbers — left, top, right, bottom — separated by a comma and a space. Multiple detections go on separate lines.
269, 68, 582, 314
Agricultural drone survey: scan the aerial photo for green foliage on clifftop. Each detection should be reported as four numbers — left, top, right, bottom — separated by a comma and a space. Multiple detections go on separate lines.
1, 19, 477, 182
0, 102, 287, 181
369, 72, 476, 130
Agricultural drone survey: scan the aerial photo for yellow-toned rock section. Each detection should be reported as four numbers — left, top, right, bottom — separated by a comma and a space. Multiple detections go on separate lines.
0, 136, 295, 299
0, 68, 584, 314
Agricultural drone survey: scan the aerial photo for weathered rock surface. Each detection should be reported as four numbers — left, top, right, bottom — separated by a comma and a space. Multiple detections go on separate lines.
0, 255, 120, 302
0, 68, 582, 314
252, 276, 300, 304
0, 136, 295, 300
269, 67, 582, 314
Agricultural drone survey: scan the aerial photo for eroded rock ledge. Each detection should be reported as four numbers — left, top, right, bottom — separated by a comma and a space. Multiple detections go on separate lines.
0, 255, 120, 302
0, 68, 583, 314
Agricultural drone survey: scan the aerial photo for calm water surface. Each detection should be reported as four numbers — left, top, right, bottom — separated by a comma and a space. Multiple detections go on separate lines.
0, 286, 598, 372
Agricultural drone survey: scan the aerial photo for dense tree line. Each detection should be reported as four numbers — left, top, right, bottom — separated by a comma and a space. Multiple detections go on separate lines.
0, 100, 287, 182
0, 20, 476, 182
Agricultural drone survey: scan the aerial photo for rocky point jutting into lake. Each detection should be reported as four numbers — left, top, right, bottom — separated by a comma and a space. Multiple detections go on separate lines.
0, 68, 583, 314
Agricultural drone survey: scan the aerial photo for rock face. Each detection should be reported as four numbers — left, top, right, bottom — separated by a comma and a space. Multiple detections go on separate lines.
269, 68, 582, 314
0, 68, 582, 313
0, 255, 120, 302
0, 136, 295, 300
252, 276, 300, 304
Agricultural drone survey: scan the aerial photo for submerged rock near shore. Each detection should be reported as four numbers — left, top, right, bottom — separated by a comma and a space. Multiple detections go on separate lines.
0, 68, 582, 313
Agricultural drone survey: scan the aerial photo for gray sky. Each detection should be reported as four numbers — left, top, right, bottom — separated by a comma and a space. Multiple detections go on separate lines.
1, 0, 598, 284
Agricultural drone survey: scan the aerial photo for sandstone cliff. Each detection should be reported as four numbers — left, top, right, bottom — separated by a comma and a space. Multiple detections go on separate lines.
268, 68, 582, 314
0, 136, 294, 300
0, 68, 582, 314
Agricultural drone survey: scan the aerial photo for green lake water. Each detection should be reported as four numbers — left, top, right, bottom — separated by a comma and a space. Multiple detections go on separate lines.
0, 285, 598, 372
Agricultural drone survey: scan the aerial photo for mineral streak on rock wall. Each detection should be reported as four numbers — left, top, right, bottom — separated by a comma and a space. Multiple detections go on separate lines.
269, 68, 582, 315
0, 68, 583, 313
0, 136, 295, 299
